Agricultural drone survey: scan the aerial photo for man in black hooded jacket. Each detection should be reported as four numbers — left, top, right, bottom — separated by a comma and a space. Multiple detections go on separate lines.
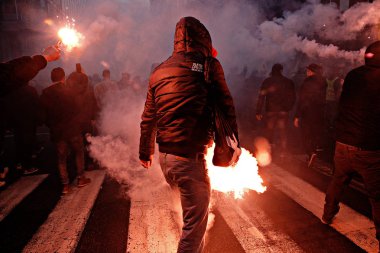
294, 63, 327, 161
256, 63, 296, 157
139, 17, 239, 252
322, 41, 380, 248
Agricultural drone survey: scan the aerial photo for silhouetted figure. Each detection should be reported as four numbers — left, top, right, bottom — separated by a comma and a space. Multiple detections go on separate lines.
93, 69, 119, 109
117, 72, 131, 91
7, 80, 41, 175
294, 63, 327, 163
68, 64, 99, 171
256, 63, 296, 157
322, 42, 380, 250
0, 45, 60, 184
40, 67, 91, 194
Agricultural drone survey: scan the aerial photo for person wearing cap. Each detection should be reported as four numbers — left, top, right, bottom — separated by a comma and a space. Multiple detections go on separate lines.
139, 16, 239, 252
256, 63, 296, 158
322, 41, 380, 248
294, 63, 327, 165
40, 67, 92, 194
0, 46, 60, 179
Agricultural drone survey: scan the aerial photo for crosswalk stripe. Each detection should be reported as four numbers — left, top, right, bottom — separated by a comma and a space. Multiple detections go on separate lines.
127, 186, 304, 253
216, 194, 304, 252
265, 163, 378, 253
127, 186, 180, 253
22, 170, 106, 253
0, 174, 48, 222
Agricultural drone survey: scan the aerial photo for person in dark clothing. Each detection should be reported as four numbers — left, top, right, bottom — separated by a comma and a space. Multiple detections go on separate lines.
322, 41, 380, 250
294, 63, 327, 164
6, 82, 41, 175
67, 65, 99, 171
0, 45, 60, 182
40, 67, 91, 194
118, 72, 131, 91
139, 16, 240, 253
256, 63, 296, 157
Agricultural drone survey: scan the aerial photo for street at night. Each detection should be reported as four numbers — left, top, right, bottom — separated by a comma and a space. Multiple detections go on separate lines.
0, 131, 377, 252
1, 0, 380, 253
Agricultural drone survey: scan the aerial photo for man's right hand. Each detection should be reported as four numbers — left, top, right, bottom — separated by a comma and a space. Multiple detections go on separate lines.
140, 155, 153, 169
42, 45, 61, 62
256, 114, 263, 121
294, 117, 300, 128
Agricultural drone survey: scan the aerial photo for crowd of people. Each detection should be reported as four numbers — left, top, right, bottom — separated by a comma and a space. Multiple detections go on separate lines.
0, 46, 144, 192
0, 15, 379, 253
255, 62, 344, 166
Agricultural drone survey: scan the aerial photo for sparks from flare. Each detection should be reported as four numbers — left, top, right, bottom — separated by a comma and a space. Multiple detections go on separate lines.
206, 145, 266, 199
58, 26, 83, 51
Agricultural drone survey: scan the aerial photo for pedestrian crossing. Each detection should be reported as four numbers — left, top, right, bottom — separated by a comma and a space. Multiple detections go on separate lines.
265, 163, 378, 253
22, 170, 105, 253
0, 160, 377, 253
0, 174, 48, 222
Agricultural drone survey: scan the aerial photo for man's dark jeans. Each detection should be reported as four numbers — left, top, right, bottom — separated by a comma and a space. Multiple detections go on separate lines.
265, 111, 289, 153
324, 142, 380, 239
55, 135, 85, 185
159, 152, 210, 253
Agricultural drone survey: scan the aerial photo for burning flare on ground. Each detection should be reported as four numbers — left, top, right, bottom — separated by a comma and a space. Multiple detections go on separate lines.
58, 26, 84, 51
206, 145, 266, 199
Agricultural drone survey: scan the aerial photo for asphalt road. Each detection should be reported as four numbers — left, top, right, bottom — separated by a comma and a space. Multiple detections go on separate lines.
0, 131, 376, 253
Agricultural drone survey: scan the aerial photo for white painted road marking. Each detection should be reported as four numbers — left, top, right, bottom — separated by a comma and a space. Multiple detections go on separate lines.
127, 185, 180, 253
126, 162, 378, 252
0, 174, 48, 222
22, 170, 106, 253
265, 163, 378, 253
216, 193, 304, 253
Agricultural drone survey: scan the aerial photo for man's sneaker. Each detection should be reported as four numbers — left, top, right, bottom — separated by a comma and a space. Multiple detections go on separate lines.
307, 153, 317, 168
321, 215, 333, 225
62, 184, 70, 194
24, 167, 39, 175
321, 207, 339, 225
77, 176, 91, 187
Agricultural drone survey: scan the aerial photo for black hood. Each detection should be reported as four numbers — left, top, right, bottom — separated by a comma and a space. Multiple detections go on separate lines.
173, 16, 212, 57
365, 41, 380, 68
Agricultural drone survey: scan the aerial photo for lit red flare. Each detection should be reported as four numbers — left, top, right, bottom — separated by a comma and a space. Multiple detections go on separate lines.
206, 145, 266, 199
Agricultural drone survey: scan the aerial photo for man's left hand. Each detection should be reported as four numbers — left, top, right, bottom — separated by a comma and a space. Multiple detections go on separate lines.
140, 155, 153, 169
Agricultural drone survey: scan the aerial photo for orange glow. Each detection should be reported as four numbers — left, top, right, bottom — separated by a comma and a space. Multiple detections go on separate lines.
206, 144, 266, 199
44, 19, 54, 26
58, 27, 84, 51
254, 137, 272, 167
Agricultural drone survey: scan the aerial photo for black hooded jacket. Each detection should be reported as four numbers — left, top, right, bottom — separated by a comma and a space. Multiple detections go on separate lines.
294, 74, 327, 119
335, 41, 380, 150
256, 73, 296, 113
139, 17, 239, 160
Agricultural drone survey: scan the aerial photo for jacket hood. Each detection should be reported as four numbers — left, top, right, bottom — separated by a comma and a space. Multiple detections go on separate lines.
365, 41, 380, 67
173, 17, 212, 57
